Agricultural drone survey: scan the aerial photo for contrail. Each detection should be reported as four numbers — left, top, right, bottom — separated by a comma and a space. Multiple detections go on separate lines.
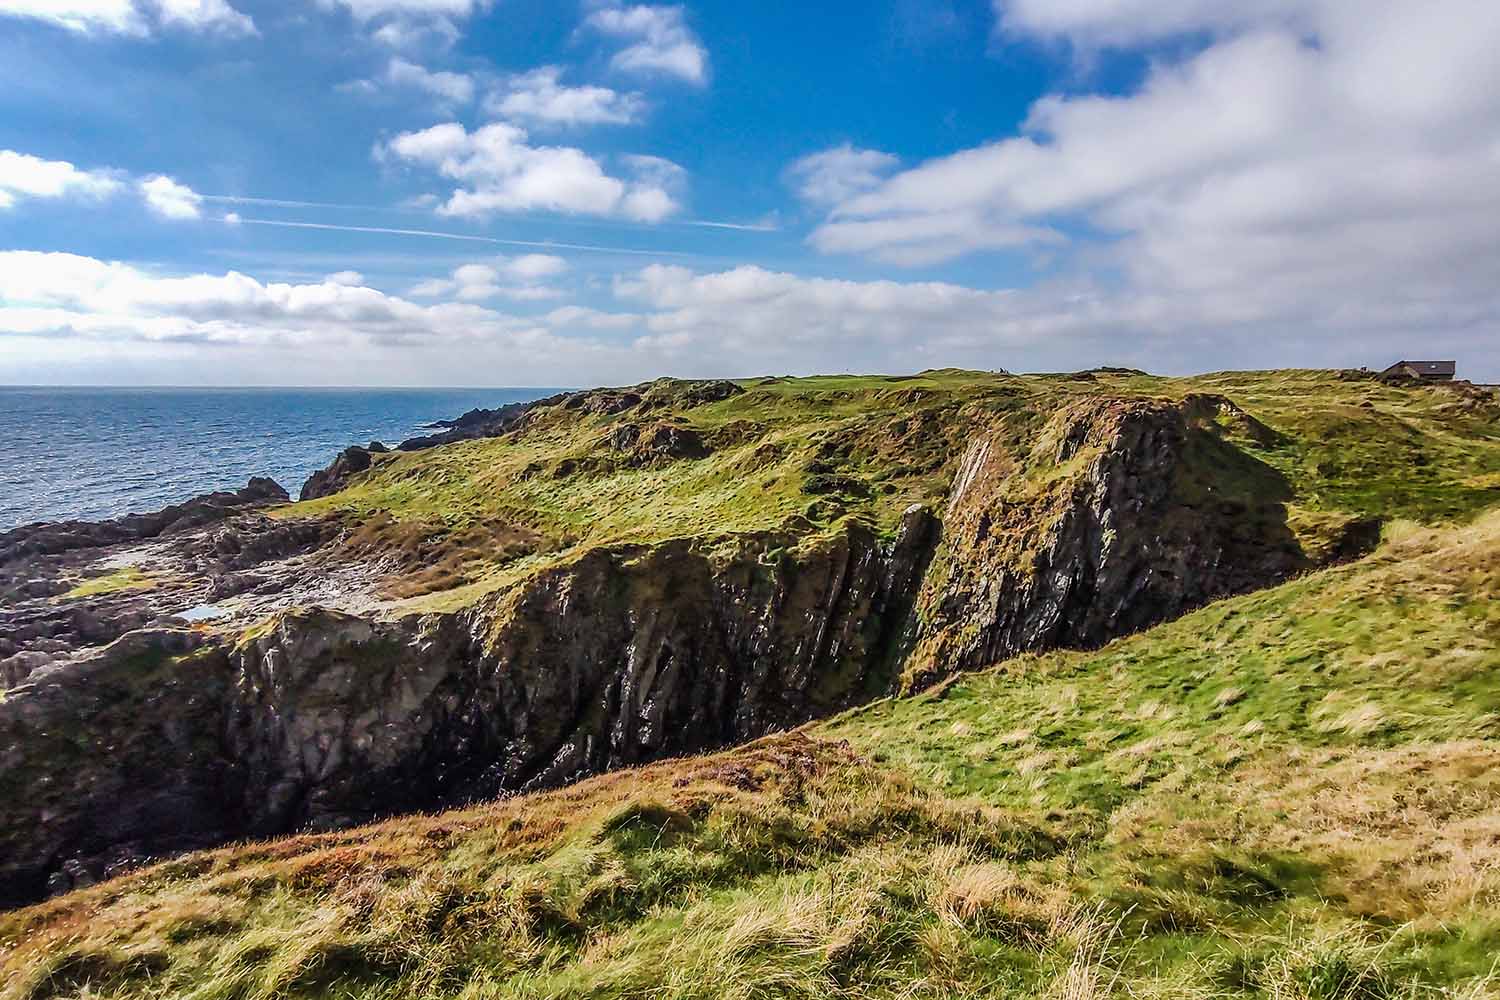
204, 194, 778, 232
225, 217, 694, 257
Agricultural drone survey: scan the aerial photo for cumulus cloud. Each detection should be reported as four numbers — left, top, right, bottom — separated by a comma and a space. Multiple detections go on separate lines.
5, 251, 1495, 383
379, 57, 475, 104
487, 67, 645, 126
139, 175, 203, 220
317, 0, 488, 22
379, 122, 683, 221
786, 145, 900, 207
584, 4, 708, 85
318, 0, 489, 52
808, 0, 1500, 361
612, 263, 1053, 367
0, 250, 532, 349
994, 0, 1310, 49
371, 17, 459, 49
410, 255, 569, 300
153, 0, 254, 34
326, 270, 366, 286
0, 150, 122, 209
0, 0, 254, 36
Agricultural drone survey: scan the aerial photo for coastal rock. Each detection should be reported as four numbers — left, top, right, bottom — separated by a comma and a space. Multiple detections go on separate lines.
298, 445, 375, 501
607, 422, 709, 464
0, 477, 288, 564
397, 394, 567, 451
0, 522, 936, 901
0, 391, 1336, 906
900, 397, 1305, 685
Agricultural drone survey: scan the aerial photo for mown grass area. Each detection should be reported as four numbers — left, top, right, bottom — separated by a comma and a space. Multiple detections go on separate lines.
281, 370, 1500, 612
4, 512, 1499, 999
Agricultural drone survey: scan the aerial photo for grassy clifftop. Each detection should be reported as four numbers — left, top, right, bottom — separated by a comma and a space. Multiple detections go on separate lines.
4, 508, 1497, 1000
286, 369, 1500, 610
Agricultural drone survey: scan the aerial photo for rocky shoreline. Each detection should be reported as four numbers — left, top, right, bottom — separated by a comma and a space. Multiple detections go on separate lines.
0, 380, 1384, 906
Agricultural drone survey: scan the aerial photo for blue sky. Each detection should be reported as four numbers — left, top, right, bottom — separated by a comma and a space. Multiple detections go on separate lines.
1, 0, 1497, 386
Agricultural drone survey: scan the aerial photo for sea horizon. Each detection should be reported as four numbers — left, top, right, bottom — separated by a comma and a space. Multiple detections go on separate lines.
0, 385, 568, 530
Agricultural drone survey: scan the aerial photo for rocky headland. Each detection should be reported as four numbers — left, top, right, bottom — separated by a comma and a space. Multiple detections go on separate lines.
2, 369, 1496, 906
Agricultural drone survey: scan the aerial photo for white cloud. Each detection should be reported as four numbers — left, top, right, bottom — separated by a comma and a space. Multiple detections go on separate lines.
379, 122, 683, 221
326, 270, 366, 286
371, 16, 458, 49
139, 175, 203, 220
585, 4, 708, 85
613, 264, 1043, 365
154, 0, 255, 34
0, 0, 141, 33
382, 57, 475, 103
506, 253, 569, 280
0, 150, 122, 209
0, 0, 254, 36
786, 144, 900, 207
809, 0, 1500, 357
318, 0, 487, 22
487, 67, 645, 126
994, 0, 1310, 49
410, 255, 569, 300
0, 250, 533, 349
5, 252, 1497, 384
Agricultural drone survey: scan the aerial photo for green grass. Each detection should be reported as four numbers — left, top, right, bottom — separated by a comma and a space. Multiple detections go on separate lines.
279, 370, 1500, 614
5, 510, 1499, 999
55, 567, 160, 601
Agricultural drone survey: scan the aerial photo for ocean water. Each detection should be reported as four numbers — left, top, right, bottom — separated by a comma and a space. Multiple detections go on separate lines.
0, 387, 564, 530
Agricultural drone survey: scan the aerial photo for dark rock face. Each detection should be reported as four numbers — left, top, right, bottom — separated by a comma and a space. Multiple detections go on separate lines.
298, 445, 375, 501
0, 395, 1320, 907
0, 477, 288, 563
902, 398, 1305, 684
398, 394, 569, 451
607, 422, 709, 464
0, 631, 241, 905
0, 515, 938, 903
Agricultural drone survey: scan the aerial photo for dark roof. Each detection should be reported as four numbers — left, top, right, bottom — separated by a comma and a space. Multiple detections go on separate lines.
1383, 360, 1456, 377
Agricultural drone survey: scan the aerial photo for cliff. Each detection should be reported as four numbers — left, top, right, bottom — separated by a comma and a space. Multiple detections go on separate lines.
2, 369, 1498, 906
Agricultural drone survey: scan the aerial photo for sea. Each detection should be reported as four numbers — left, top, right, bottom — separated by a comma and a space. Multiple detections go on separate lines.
0, 387, 565, 531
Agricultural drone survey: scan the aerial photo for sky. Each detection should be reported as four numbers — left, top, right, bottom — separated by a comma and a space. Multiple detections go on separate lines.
0, 0, 1497, 387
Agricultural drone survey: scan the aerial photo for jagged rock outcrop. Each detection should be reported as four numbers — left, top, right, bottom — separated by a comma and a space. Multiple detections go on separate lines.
0, 393, 1326, 908
0, 477, 287, 563
299, 445, 375, 501
0, 513, 938, 904
398, 395, 568, 451
0, 630, 239, 904
901, 397, 1305, 684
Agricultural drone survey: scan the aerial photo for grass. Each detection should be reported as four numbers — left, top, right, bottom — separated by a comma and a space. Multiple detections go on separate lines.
4, 509, 1500, 999
274, 370, 1500, 614
55, 567, 160, 601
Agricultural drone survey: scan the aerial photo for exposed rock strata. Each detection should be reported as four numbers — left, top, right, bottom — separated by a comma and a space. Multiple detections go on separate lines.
1, 515, 937, 903
0, 394, 1334, 906
901, 397, 1308, 684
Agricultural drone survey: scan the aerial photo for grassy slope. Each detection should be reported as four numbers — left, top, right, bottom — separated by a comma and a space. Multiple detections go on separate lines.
281, 370, 1500, 611
4, 511, 1498, 1000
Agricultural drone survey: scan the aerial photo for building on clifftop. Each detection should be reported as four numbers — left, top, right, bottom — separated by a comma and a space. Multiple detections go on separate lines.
1381, 360, 1456, 381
